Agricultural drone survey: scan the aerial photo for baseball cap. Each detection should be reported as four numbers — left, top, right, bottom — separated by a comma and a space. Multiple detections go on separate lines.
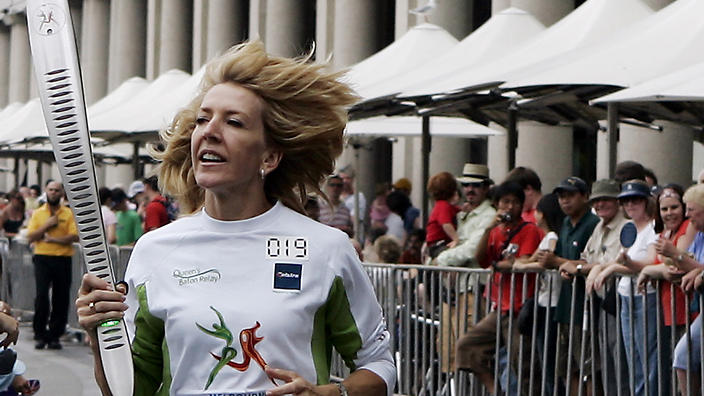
589, 179, 620, 201
553, 176, 588, 195
618, 179, 651, 199
127, 180, 145, 199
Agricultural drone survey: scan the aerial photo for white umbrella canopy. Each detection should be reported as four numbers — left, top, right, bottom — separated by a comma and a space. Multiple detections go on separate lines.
0, 102, 23, 124
125, 66, 206, 133
0, 78, 152, 145
89, 77, 149, 118
503, 0, 704, 90
593, 61, 704, 103
0, 98, 45, 145
346, 115, 502, 138
404, 0, 654, 97
2, 140, 145, 162
89, 69, 191, 134
359, 7, 546, 101
346, 23, 458, 99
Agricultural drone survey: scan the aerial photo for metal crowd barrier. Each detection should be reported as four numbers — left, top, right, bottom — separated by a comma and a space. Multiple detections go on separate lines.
3, 237, 703, 396
358, 263, 704, 396
0, 237, 132, 333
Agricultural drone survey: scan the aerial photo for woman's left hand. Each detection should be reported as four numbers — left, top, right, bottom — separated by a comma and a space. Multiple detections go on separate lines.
264, 366, 337, 396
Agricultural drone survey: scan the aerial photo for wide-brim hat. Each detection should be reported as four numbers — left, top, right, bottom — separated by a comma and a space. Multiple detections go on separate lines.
553, 176, 588, 195
589, 179, 620, 201
618, 179, 651, 199
457, 163, 489, 184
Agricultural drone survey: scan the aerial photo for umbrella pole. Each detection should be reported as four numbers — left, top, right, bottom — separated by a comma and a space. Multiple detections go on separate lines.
13, 156, 20, 188
353, 140, 361, 242
607, 103, 619, 179
507, 101, 518, 171
421, 115, 430, 226
132, 141, 140, 180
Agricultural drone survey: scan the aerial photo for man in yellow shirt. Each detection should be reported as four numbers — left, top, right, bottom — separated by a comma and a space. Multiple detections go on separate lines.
26, 181, 78, 350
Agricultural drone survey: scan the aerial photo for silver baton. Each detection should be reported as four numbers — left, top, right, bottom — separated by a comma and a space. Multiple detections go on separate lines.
26, 1, 134, 395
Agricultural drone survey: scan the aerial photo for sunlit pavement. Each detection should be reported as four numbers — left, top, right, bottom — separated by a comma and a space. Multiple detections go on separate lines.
12, 322, 99, 396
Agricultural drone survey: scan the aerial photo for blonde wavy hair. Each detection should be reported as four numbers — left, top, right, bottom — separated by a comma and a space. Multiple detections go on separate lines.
153, 41, 358, 214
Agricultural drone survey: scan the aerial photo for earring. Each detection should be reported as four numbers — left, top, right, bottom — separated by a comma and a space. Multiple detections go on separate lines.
260, 168, 265, 180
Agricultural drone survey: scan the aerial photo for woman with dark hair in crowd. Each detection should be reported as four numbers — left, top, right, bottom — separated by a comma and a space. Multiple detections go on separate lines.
0, 191, 25, 239
424, 172, 459, 260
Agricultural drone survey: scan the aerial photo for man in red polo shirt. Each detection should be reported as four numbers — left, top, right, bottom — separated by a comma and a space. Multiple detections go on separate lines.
455, 181, 543, 395
142, 175, 170, 232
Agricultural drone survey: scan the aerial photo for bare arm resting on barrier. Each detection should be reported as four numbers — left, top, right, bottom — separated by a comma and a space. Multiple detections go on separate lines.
75, 274, 128, 396
593, 262, 633, 290
617, 243, 657, 272
636, 263, 685, 293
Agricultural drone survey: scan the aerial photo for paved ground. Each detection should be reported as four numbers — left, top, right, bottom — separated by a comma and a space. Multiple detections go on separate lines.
12, 322, 100, 396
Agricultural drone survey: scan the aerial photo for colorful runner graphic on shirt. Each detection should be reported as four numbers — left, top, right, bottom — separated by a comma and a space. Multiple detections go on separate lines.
196, 306, 275, 390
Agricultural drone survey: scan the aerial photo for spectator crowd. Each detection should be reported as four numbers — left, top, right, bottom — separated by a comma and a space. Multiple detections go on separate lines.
2, 160, 704, 395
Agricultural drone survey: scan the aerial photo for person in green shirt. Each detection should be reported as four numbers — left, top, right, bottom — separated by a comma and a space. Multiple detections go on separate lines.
535, 176, 600, 395
111, 188, 143, 246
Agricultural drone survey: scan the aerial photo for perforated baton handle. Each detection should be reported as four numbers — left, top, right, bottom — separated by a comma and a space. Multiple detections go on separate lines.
26, 1, 134, 395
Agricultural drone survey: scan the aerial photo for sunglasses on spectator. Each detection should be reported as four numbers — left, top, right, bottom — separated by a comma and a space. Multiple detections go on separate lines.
461, 182, 483, 188
328, 183, 343, 187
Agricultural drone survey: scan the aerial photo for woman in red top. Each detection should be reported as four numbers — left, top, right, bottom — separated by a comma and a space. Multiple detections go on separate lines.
637, 185, 697, 357
425, 172, 459, 259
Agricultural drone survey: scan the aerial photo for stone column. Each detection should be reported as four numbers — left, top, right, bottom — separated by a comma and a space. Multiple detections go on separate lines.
0, 24, 10, 107
427, 0, 474, 40
315, 0, 334, 62
492, 0, 572, 26
108, 0, 147, 90
487, 122, 510, 182
80, 0, 110, 105
616, 121, 693, 187
332, 0, 382, 71
8, 17, 30, 103
265, 0, 311, 57
332, 0, 388, 213
693, 142, 704, 182
515, 121, 572, 192
249, 0, 266, 42
202, 0, 247, 66
157, 0, 193, 73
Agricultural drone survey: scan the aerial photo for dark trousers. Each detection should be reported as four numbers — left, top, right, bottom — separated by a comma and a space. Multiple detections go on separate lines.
32, 255, 72, 342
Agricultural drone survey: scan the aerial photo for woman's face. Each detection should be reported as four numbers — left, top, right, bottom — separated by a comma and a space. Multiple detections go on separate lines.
191, 83, 276, 196
659, 194, 684, 232
534, 210, 545, 229
10, 197, 23, 210
687, 201, 704, 232
620, 196, 647, 221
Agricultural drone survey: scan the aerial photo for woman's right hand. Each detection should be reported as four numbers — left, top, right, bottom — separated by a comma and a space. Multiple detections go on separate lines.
654, 238, 677, 258
75, 274, 128, 334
